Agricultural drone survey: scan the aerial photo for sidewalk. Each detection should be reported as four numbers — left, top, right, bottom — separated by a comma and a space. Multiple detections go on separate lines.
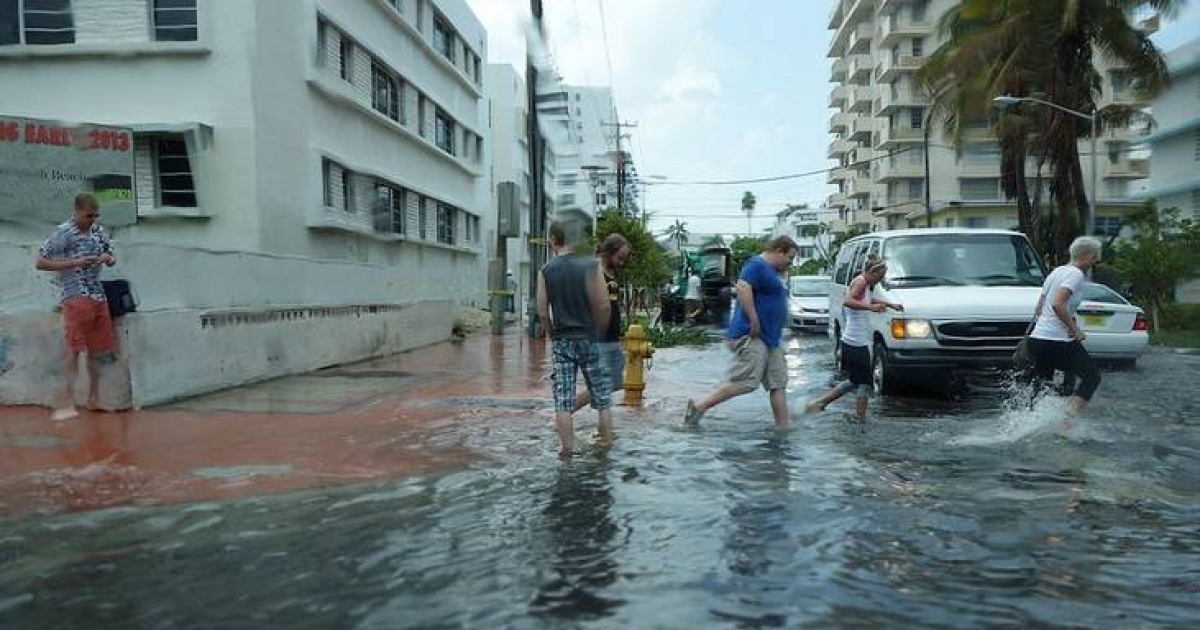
0, 329, 564, 518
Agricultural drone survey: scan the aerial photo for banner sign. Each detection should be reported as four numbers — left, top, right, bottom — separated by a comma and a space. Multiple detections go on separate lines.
0, 115, 136, 227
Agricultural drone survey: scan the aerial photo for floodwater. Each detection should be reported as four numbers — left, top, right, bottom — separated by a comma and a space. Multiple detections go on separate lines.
2, 335, 1199, 629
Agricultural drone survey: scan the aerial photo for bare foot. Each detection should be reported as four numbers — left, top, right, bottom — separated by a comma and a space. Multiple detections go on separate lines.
51, 407, 79, 421
804, 399, 826, 414
594, 432, 615, 448
558, 447, 573, 461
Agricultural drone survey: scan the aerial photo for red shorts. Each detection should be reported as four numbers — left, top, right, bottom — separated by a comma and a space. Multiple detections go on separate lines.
62, 297, 116, 354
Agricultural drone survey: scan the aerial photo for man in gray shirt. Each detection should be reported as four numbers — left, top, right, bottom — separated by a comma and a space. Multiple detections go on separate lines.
35, 194, 117, 420
537, 221, 612, 459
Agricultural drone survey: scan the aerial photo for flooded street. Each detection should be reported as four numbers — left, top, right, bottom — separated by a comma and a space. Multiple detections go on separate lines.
3, 334, 1199, 629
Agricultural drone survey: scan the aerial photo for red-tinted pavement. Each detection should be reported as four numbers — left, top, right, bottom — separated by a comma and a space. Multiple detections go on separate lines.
0, 331, 563, 518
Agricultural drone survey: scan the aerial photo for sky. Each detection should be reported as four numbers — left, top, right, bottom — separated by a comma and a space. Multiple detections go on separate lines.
467, 0, 1200, 239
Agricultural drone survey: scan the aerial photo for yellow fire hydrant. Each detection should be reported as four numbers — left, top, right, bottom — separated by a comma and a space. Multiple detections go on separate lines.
622, 324, 655, 406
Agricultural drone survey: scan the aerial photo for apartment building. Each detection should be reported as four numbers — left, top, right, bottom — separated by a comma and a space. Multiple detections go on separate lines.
1139, 38, 1200, 219
826, 0, 1150, 235
770, 206, 839, 271
0, 0, 490, 407
535, 83, 635, 230
1139, 37, 1200, 302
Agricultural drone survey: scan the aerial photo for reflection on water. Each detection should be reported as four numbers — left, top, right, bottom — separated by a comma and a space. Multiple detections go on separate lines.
2, 335, 1199, 630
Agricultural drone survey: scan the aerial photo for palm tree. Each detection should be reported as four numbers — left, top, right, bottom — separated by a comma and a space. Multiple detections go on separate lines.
663, 219, 689, 252
916, 0, 1173, 261
741, 191, 757, 236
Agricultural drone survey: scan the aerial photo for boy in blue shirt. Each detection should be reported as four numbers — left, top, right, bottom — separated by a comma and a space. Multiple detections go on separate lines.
684, 236, 799, 429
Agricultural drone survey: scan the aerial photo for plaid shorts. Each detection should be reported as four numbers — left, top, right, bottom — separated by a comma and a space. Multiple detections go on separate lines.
551, 338, 612, 413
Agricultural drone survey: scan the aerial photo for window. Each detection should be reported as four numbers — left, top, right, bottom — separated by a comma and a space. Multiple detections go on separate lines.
907, 180, 924, 200
910, 106, 925, 129
372, 63, 400, 122
418, 196, 428, 238
1110, 69, 1131, 94
339, 37, 353, 82
798, 245, 816, 259
418, 95, 428, 138
152, 0, 197, 42
911, 0, 928, 21
944, 218, 955, 227
322, 158, 332, 207
1, 0, 75, 45
435, 111, 454, 154
911, 37, 924, 57
436, 203, 456, 245
596, 192, 607, 207
475, 136, 483, 163
342, 168, 354, 213
1095, 216, 1122, 237
961, 178, 998, 200
964, 217, 988, 228
155, 135, 196, 207
433, 16, 454, 62
374, 182, 405, 234
473, 53, 481, 83
1104, 179, 1127, 199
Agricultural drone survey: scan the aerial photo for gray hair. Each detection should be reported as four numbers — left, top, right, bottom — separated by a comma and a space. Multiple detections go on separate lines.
1068, 236, 1102, 261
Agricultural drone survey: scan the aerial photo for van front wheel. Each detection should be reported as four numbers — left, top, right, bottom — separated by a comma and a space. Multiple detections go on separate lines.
872, 341, 899, 396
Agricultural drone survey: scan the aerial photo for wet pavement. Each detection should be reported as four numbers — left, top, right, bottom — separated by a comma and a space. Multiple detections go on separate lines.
2, 331, 1199, 629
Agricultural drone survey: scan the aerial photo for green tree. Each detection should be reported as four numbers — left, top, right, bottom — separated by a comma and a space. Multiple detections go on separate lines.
916, 0, 1173, 262
593, 209, 672, 315
663, 219, 689, 252
1110, 205, 1200, 331
702, 234, 727, 248
741, 191, 757, 237
827, 223, 870, 271
729, 235, 768, 274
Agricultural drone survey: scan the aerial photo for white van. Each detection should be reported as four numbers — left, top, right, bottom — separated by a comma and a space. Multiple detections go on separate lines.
827, 229, 1046, 394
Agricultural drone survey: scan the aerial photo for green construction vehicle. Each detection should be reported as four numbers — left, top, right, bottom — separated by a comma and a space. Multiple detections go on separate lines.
660, 245, 734, 325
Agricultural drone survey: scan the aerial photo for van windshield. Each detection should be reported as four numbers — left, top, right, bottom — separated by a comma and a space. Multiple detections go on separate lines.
790, 279, 828, 296
883, 234, 1046, 288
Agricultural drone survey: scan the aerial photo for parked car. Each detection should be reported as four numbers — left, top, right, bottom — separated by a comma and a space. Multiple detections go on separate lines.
789, 275, 831, 332
1077, 282, 1149, 365
828, 229, 1046, 394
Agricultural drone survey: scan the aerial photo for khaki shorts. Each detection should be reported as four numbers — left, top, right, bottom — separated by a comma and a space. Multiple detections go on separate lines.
726, 336, 787, 392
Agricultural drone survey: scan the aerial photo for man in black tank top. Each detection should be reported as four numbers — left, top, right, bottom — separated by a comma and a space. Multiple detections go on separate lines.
537, 222, 613, 458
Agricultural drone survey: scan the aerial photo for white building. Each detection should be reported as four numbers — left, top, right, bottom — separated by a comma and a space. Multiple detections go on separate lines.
770, 206, 839, 271
485, 63, 533, 319
1139, 38, 1200, 219
826, 0, 1151, 234
0, 0, 491, 407
1139, 37, 1200, 302
536, 83, 633, 229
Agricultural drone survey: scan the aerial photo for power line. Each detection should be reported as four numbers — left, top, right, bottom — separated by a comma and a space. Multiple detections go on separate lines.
596, 0, 616, 104
641, 147, 914, 186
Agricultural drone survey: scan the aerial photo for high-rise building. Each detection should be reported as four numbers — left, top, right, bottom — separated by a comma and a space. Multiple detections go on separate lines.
826, 0, 1150, 235
1139, 38, 1200, 220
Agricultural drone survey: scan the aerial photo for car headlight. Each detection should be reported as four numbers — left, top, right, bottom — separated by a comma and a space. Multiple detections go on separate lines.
890, 318, 933, 339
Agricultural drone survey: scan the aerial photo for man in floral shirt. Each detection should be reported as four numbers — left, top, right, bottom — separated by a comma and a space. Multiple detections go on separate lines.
35, 194, 117, 420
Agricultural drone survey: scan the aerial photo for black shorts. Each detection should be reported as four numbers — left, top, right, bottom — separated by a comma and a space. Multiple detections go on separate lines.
841, 342, 871, 386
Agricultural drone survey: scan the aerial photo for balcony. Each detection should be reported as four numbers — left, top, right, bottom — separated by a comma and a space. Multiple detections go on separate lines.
957, 156, 1001, 177
876, 158, 925, 180
830, 58, 847, 83
828, 0, 845, 30
829, 84, 852, 109
827, 167, 850, 185
849, 115, 876, 141
1107, 157, 1150, 177
848, 176, 875, 198
847, 54, 875, 84
827, 137, 854, 158
829, 111, 854, 133
877, 124, 924, 148
877, 53, 923, 82
877, 13, 933, 48
848, 86, 875, 114
828, 193, 849, 209
848, 145, 876, 167
877, 82, 921, 115
848, 22, 874, 54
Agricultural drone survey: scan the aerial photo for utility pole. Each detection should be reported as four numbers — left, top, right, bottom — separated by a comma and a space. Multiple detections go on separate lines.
923, 123, 932, 229
602, 120, 637, 216
525, 0, 546, 339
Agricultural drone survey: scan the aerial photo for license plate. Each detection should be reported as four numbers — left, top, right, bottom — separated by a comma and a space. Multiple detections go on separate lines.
1081, 314, 1107, 326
